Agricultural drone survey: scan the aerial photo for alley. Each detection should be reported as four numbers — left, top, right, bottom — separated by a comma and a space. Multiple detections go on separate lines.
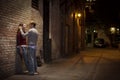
5, 48, 120, 80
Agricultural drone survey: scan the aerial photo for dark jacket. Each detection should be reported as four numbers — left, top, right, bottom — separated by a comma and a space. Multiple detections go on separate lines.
16, 30, 26, 46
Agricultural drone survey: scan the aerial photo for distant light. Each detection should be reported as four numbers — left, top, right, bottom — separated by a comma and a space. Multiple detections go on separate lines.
110, 27, 116, 34
77, 13, 81, 18
117, 28, 119, 31
74, 13, 81, 19
93, 30, 97, 33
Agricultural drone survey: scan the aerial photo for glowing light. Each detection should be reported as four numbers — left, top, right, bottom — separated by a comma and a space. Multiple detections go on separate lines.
75, 13, 81, 18
117, 28, 119, 31
77, 13, 81, 18
110, 27, 116, 34
93, 30, 97, 33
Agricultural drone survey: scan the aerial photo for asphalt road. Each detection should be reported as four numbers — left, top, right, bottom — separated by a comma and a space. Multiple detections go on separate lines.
5, 48, 120, 80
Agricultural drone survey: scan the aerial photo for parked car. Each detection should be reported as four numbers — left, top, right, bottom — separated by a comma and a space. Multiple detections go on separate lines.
94, 38, 106, 48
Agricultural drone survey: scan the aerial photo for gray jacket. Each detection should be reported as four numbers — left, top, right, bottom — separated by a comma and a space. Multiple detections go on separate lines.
20, 28, 39, 46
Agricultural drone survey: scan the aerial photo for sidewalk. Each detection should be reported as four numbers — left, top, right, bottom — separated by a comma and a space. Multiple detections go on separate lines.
5, 48, 120, 80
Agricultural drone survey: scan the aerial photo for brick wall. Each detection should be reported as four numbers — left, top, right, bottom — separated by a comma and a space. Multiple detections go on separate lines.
0, 0, 43, 79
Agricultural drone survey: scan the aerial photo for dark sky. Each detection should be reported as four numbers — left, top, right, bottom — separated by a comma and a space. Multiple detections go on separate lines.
94, 0, 120, 24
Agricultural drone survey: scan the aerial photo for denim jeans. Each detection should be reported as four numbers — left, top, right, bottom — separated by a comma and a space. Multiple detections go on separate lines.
21, 47, 29, 71
16, 46, 29, 71
16, 47, 23, 74
28, 46, 37, 74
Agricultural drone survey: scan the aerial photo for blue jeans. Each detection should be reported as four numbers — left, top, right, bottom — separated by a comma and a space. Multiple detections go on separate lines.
28, 46, 37, 74
16, 47, 23, 73
21, 47, 29, 71
17, 47, 29, 71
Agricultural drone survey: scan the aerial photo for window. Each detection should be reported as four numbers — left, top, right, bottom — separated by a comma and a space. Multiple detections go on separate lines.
32, 0, 39, 10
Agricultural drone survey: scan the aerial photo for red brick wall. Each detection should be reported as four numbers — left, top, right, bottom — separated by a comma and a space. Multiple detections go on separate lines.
0, 0, 43, 79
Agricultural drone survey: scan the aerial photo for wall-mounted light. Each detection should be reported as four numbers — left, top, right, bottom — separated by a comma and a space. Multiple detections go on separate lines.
77, 13, 81, 18
71, 12, 82, 19
75, 13, 81, 18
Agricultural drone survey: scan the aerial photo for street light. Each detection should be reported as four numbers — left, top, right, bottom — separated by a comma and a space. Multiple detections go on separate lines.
71, 12, 81, 19
75, 13, 81, 19
110, 27, 116, 34
77, 13, 81, 18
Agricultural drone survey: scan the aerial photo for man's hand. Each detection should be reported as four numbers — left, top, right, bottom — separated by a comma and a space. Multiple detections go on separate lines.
19, 26, 22, 30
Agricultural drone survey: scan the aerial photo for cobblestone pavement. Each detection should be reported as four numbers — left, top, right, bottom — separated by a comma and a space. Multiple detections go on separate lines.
5, 48, 120, 80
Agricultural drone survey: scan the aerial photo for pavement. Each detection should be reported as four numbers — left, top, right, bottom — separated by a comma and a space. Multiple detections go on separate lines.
5, 48, 120, 80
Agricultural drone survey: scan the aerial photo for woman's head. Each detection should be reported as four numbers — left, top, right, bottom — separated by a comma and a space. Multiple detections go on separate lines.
18, 23, 23, 27
18, 23, 26, 32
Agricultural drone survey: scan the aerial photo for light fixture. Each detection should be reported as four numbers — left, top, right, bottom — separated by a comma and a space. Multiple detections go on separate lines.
75, 13, 81, 18
77, 13, 81, 18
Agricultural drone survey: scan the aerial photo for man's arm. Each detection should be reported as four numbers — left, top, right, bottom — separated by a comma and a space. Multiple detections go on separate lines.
19, 27, 28, 37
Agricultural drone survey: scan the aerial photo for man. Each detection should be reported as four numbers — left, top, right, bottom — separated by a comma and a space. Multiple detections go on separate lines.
16, 23, 29, 73
20, 22, 39, 75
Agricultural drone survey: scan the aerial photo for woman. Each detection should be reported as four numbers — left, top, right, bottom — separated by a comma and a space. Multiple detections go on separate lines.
16, 23, 29, 74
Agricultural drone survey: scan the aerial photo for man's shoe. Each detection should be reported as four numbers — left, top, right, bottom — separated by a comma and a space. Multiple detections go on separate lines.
29, 72, 34, 75
23, 70, 29, 73
34, 72, 39, 75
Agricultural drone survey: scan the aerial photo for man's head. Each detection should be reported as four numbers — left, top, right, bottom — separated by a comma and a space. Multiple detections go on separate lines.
29, 22, 36, 28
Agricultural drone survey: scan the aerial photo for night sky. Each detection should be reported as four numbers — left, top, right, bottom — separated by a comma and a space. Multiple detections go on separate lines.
94, 0, 120, 25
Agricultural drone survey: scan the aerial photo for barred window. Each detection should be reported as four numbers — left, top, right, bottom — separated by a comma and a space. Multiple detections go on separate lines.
32, 0, 39, 10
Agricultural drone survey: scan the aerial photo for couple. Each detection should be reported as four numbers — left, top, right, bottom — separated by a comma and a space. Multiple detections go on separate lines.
16, 22, 39, 75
